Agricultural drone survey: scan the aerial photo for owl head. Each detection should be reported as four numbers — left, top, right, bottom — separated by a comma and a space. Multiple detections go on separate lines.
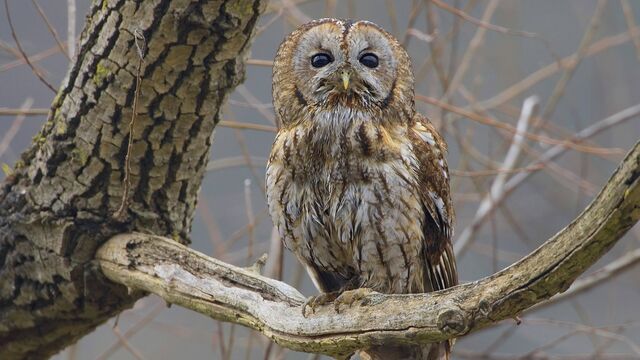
273, 19, 415, 126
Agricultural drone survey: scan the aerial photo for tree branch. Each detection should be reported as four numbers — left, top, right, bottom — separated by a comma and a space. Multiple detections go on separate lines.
97, 141, 640, 358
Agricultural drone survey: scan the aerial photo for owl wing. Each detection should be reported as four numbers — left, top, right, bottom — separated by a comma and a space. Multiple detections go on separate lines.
410, 114, 458, 292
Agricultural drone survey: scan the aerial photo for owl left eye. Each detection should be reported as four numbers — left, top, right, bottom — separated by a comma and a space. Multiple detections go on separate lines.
359, 53, 379, 68
311, 53, 333, 68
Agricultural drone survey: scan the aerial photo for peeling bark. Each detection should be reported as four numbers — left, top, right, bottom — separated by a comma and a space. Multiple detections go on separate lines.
0, 1, 266, 358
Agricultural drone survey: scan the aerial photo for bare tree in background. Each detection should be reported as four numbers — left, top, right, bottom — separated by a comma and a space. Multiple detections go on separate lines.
0, 1, 639, 359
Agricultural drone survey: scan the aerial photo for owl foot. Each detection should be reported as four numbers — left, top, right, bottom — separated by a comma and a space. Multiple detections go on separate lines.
302, 291, 339, 317
334, 288, 374, 313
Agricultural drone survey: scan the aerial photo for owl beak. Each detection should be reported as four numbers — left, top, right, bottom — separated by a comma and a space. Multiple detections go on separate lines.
341, 71, 350, 90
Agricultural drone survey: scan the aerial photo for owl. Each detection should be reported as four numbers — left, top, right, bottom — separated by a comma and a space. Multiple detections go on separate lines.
266, 19, 457, 360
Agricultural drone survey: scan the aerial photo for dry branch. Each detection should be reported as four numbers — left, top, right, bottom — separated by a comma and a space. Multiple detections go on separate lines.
97, 141, 640, 358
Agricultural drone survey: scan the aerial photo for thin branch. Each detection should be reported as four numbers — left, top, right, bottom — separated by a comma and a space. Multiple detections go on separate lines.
489, 97, 538, 208
66, 0, 76, 58
235, 85, 276, 125
0, 42, 63, 73
218, 120, 277, 133
0, 108, 48, 116
441, 0, 500, 101
418, 95, 622, 155
246, 59, 274, 67
455, 103, 640, 257
621, 0, 640, 61
3, 0, 57, 93
95, 301, 166, 360
97, 141, 640, 357
111, 326, 146, 360
206, 156, 268, 172
540, 0, 607, 122
31, 0, 70, 60
476, 27, 640, 112
114, 29, 145, 220
430, 0, 537, 38
533, 248, 640, 311
453, 96, 538, 256
280, 0, 311, 25
0, 98, 33, 160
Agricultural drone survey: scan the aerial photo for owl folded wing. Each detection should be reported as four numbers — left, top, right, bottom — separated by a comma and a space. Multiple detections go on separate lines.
411, 113, 458, 292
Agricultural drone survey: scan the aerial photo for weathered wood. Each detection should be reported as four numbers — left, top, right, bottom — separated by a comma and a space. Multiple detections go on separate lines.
97, 141, 640, 358
0, 1, 266, 358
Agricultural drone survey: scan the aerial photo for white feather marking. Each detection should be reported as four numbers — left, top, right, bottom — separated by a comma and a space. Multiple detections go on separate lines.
434, 264, 445, 289
441, 248, 450, 267
414, 123, 436, 146
305, 264, 326, 292
428, 191, 447, 226
438, 159, 448, 179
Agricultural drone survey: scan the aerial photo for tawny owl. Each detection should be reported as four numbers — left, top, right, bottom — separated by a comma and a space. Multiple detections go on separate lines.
266, 19, 457, 360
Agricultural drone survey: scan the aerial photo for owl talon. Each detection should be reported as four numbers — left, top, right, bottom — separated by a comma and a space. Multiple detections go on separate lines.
302, 292, 339, 317
334, 288, 374, 313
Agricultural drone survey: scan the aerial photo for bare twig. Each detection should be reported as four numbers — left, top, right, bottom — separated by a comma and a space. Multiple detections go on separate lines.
0, 108, 48, 116
244, 179, 256, 263
533, 248, 640, 311
418, 95, 621, 155
454, 96, 538, 255
540, 0, 607, 122
95, 301, 166, 360
66, 0, 76, 58
280, 0, 311, 25
441, 0, 500, 101
218, 120, 277, 133
111, 326, 146, 360
401, 0, 424, 46
114, 29, 145, 220
246, 59, 274, 67
0, 98, 33, 160
236, 85, 276, 125
620, 0, 640, 61
0, 42, 64, 73
206, 156, 268, 172
30, 0, 70, 60
476, 27, 640, 112
430, 0, 537, 38
455, 103, 640, 258
3, 0, 57, 93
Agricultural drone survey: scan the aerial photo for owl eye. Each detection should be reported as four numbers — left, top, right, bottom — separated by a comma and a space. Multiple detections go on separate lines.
359, 53, 379, 68
311, 53, 333, 68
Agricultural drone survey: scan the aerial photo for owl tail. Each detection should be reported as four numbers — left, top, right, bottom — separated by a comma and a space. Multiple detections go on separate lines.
357, 340, 451, 360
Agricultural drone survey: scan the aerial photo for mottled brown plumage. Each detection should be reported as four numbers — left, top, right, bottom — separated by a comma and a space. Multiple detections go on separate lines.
267, 19, 457, 360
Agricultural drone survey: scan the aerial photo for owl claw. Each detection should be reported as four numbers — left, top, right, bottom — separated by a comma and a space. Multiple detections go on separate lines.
301, 292, 339, 317
334, 288, 374, 313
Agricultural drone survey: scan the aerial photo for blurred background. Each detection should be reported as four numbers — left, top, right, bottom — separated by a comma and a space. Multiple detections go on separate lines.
1, 0, 640, 359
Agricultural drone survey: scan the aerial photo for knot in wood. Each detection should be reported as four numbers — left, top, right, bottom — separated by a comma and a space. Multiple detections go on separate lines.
437, 308, 466, 335
478, 299, 492, 316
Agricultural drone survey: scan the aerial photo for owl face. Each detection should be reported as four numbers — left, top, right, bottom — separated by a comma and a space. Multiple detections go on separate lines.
273, 19, 414, 121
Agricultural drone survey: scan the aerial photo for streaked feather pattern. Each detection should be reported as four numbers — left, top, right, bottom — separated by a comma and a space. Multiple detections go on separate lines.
267, 18, 457, 360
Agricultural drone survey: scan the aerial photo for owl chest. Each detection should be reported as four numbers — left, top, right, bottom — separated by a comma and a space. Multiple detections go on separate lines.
270, 140, 417, 260
286, 163, 383, 265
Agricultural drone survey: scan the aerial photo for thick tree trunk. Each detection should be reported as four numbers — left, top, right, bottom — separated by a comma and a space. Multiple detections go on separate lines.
0, 1, 266, 358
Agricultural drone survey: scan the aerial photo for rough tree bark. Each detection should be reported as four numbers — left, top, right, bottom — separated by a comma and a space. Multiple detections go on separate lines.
0, 1, 266, 358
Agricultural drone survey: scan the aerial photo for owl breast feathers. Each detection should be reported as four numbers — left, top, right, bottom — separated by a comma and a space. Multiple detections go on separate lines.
266, 18, 457, 360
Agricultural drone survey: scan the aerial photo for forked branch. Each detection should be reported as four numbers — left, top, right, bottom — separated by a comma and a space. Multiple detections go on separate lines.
97, 141, 640, 358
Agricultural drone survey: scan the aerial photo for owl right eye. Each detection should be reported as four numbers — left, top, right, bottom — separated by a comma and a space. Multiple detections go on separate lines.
311, 53, 333, 68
